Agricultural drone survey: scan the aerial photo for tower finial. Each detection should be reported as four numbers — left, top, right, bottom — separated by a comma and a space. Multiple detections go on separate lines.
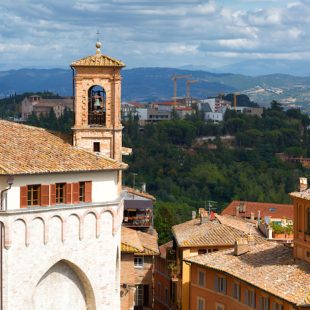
96, 30, 101, 55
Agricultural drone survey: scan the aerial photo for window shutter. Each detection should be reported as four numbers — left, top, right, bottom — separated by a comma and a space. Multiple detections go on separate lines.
20, 186, 28, 208
223, 278, 227, 294
50, 184, 56, 205
214, 275, 219, 292
245, 290, 249, 306
259, 296, 263, 310
252, 292, 256, 309
85, 181, 92, 202
72, 183, 79, 204
41, 185, 49, 206
66, 183, 72, 204
143, 285, 149, 307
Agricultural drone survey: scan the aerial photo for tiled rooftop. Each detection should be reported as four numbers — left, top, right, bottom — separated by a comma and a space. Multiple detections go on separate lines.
290, 190, 310, 201
71, 54, 125, 67
124, 186, 156, 201
159, 241, 173, 259
186, 242, 310, 306
172, 218, 264, 248
216, 214, 262, 236
121, 227, 159, 256
222, 200, 294, 220
0, 120, 126, 175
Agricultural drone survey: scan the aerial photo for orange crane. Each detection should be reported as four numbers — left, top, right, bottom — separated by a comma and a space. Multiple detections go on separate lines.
234, 93, 240, 111
171, 74, 191, 103
186, 80, 198, 103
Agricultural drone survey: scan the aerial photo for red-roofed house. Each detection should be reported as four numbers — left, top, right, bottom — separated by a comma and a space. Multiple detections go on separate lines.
222, 200, 294, 222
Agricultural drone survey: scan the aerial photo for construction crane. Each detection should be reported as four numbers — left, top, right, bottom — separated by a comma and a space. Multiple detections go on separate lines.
186, 80, 198, 104
233, 93, 240, 112
171, 74, 191, 103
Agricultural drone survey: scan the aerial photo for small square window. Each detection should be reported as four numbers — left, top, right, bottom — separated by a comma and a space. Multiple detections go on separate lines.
134, 256, 144, 268
93, 142, 100, 152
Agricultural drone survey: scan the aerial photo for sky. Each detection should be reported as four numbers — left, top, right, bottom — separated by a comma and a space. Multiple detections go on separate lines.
1, 0, 310, 72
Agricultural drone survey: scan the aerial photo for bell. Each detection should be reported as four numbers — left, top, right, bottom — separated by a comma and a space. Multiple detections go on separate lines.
94, 98, 101, 108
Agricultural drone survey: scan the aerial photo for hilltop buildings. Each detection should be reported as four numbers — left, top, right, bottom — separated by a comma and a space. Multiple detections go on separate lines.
21, 95, 73, 120
0, 42, 127, 309
184, 183, 310, 310
154, 210, 264, 310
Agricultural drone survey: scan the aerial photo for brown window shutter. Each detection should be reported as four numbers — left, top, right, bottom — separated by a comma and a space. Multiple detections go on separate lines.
20, 186, 28, 208
41, 185, 49, 206
66, 183, 72, 204
85, 181, 92, 203
72, 183, 79, 204
50, 184, 56, 205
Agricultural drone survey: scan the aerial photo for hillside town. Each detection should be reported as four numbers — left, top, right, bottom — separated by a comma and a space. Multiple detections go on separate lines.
0, 39, 309, 310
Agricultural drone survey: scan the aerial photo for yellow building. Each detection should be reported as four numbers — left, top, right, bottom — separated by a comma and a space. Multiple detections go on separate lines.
290, 189, 310, 263
170, 213, 264, 310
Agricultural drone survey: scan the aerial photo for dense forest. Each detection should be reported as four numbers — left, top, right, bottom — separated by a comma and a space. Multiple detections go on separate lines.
123, 102, 310, 243
1, 93, 310, 243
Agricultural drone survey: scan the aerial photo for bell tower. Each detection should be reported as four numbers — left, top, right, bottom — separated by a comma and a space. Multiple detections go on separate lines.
71, 42, 125, 162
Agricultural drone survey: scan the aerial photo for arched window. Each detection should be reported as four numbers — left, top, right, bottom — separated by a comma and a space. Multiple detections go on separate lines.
88, 85, 106, 126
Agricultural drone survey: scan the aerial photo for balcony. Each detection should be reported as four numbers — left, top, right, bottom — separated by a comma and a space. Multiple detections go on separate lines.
123, 215, 152, 227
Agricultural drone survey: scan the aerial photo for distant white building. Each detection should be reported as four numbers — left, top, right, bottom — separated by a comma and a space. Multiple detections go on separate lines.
198, 97, 230, 122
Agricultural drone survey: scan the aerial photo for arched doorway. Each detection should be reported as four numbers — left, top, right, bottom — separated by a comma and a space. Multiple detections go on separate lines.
88, 85, 106, 126
32, 260, 96, 310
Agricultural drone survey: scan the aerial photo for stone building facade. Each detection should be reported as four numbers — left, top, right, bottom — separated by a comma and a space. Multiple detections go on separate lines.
0, 43, 126, 310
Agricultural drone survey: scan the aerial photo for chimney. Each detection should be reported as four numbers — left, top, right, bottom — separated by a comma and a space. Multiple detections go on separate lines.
236, 205, 240, 217
247, 235, 255, 247
299, 177, 307, 192
192, 211, 197, 220
234, 237, 249, 256
199, 208, 208, 224
141, 183, 146, 193
250, 212, 255, 221
257, 210, 261, 224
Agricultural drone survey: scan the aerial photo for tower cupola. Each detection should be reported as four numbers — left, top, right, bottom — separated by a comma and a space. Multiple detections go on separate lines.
71, 42, 125, 161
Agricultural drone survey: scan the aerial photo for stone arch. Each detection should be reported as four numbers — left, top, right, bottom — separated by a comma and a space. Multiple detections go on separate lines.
83, 211, 97, 240
48, 215, 63, 244
29, 217, 45, 246
32, 259, 96, 310
99, 210, 114, 238
88, 85, 106, 126
11, 218, 27, 247
66, 213, 81, 242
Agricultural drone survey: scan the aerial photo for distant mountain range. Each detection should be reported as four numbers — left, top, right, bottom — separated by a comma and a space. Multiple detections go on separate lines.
1, 67, 310, 111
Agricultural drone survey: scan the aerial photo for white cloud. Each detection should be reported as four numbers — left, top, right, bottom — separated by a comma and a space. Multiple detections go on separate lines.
0, 0, 309, 71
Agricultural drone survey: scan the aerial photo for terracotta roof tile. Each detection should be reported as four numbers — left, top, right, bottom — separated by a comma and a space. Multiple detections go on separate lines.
159, 241, 173, 259
124, 187, 156, 201
136, 230, 159, 255
172, 218, 264, 248
121, 227, 143, 253
222, 200, 293, 220
216, 214, 262, 236
71, 54, 125, 67
186, 242, 310, 306
0, 120, 126, 175
121, 227, 159, 255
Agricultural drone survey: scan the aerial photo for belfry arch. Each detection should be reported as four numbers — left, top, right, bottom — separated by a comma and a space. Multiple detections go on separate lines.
88, 85, 106, 126
32, 260, 96, 310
